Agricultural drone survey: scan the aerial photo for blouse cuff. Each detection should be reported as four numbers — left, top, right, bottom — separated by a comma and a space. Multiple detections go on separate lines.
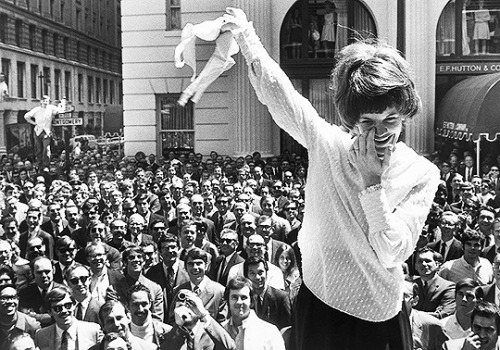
234, 22, 267, 64
359, 184, 390, 234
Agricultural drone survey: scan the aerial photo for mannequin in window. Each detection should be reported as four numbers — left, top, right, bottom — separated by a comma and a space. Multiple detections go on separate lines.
287, 8, 302, 59
320, 0, 337, 57
473, 0, 491, 54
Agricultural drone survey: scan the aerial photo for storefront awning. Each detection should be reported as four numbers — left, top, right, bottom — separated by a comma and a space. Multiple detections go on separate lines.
435, 72, 500, 142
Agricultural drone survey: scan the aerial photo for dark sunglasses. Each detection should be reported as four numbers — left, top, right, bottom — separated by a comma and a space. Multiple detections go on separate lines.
221, 238, 235, 244
69, 276, 89, 285
29, 245, 43, 251
52, 302, 74, 313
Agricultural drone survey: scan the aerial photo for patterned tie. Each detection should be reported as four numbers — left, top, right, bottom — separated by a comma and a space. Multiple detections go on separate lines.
194, 285, 201, 295
61, 330, 69, 350
75, 302, 83, 320
440, 242, 447, 261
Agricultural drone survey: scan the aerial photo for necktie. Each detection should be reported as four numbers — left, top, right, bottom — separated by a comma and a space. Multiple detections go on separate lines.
254, 296, 262, 315
440, 243, 447, 260
75, 302, 83, 320
61, 330, 69, 350
194, 286, 201, 295
167, 266, 175, 290
217, 258, 226, 281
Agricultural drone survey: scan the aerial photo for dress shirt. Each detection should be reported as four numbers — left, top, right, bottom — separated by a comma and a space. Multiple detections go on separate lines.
90, 267, 110, 303
441, 239, 454, 261
75, 295, 91, 320
55, 322, 77, 350
441, 314, 470, 340
439, 256, 493, 285
190, 276, 208, 294
162, 259, 180, 283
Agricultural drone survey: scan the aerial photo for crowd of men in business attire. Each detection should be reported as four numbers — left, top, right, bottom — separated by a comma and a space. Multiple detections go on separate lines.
0, 149, 305, 350
3, 145, 500, 349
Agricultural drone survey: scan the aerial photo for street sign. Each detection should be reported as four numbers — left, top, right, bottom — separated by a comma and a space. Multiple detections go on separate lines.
53, 117, 83, 126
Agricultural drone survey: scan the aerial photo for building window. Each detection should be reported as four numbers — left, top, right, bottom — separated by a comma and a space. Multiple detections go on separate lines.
41, 29, 48, 53
50, 0, 55, 18
31, 64, 38, 99
96, 78, 101, 103
54, 69, 61, 100
64, 71, 71, 100
53, 33, 58, 56
103, 79, 108, 104
63, 37, 68, 58
60, 1, 65, 22
78, 73, 83, 102
88, 76, 93, 103
166, 0, 181, 30
42, 66, 50, 96
2, 58, 11, 87
29, 24, 36, 50
157, 94, 194, 156
0, 14, 8, 43
109, 80, 115, 104
76, 41, 81, 62
15, 20, 22, 47
87, 45, 91, 64
17, 62, 25, 98
437, 0, 500, 57
76, 9, 81, 30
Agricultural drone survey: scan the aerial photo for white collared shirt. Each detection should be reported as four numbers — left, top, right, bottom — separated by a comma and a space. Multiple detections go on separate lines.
190, 276, 208, 294
55, 322, 77, 350
90, 267, 109, 303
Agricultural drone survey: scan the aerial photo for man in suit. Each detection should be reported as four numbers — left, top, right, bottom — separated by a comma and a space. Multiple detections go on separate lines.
145, 233, 190, 323
107, 218, 133, 252
256, 215, 292, 267
127, 283, 172, 347
162, 289, 235, 350
0, 283, 40, 350
209, 229, 244, 286
135, 193, 164, 236
85, 242, 124, 304
65, 264, 102, 324
259, 196, 290, 242
53, 236, 78, 284
19, 207, 54, 260
18, 256, 63, 327
40, 201, 68, 239
443, 301, 500, 350
476, 207, 496, 248
402, 281, 448, 350
243, 256, 291, 330
34, 285, 102, 350
170, 248, 226, 324
459, 155, 476, 183
191, 194, 216, 243
210, 195, 236, 246
95, 300, 156, 350
427, 211, 464, 263
481, 216, 500, 264
126, 213, 154, 246
414, 247, 456, 319
113, 246, 164, 321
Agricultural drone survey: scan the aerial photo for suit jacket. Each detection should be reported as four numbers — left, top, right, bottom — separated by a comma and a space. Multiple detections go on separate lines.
82, 297, 102, 324
19, 229, 55, 260
18, 282, 65, 327
208, 252, 245, 286
481, 245, 499, 264
458, 166, 477, 182
75, 242, 122, 271
479, 283, 497, 304
125, 232, 154, 245
254, 285, 291, 330
411, 310, 449, 350
270, 214, 291, 242
41, 219, 69, 238
0, 311, 41, 350
35, 320, 102, 350
427, 238, 464, 262
53, 261, 76, 284
209, 211, 236, 246
160, 317, 235, 350
414, 275, 456, 319
146, 212, 167, 235
170, 278, 227, 324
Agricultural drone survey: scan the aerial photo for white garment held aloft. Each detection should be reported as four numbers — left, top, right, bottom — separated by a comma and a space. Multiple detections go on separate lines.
174, 17, 239, 106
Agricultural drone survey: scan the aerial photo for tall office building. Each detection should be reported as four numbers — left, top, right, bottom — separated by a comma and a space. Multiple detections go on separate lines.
0, 0, 122, 156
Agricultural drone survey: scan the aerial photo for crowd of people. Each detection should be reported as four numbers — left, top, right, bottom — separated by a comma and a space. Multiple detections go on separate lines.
0, 148, 308, 350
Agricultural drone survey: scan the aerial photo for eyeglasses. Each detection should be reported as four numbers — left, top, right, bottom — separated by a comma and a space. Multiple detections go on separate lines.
69, 276, 89, 285
248, 243, 264, 248
221, 238, 235, 244
87, 211, 98, 215
52, 302, 74, 313
0, 295, 17, 302
58, 247, 76, 254
91, 228, 105, 232
143, 251, 155, 257
153, 226, 166, 230
112, 226, 126, 230
29, 245, 43, 251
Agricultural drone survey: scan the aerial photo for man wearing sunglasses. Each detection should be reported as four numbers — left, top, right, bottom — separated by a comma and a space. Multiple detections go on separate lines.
209, 229, 244, 286
53, 237, 78, 284
65, 264, 101, 324
34, 285, 102, 350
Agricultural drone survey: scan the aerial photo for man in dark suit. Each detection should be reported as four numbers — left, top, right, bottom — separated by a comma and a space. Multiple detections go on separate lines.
256, 215, 292, 267
34, 285, 102, 350
427, 211, 464, 263
19, 207, 54, 260
210, 194, 236, 246
481, 217, 500, 264
18, 256, 64, 327
243, 256, 291, 330
125, 213, 154, 246
458, 155, 477, 183
40, 201, 68, 239
66, 264, 102, 324
191, 194, 216, 243
170, 248, 226, 325
209, 229, 244, 286
135, 193, 165, 236
414, 247, 456, 319
145, 233, 190, 323
163, 289, 235, 350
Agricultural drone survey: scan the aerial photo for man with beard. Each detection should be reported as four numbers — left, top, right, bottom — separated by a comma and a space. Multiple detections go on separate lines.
441, 278, 480, 340
60, 205, 82, 238
18, 256, 64, 326
161, 289, 235, 350
481, 217, 500, 264
127, 284, 171, 347
107, 219, 133, 252
0, 284, 40, 350
65, 264, 101, 324
439, 229, 493, 286
414, 247, 456, 319
443, 301, 500, 350
94, 299, 156, 350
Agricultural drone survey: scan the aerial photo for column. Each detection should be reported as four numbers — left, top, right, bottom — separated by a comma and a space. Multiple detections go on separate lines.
233, 0, 274, 157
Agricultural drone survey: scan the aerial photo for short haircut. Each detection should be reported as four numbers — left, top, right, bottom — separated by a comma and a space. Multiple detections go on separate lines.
415, 246, 442, 262
122, 246, 143, 264
30, 256, 51, 273
461, 228, 485, 246
224, 276, 254, 302
220, 228, 238, 241
140, 240, 157, 251
186, 247, 208, 264
1, 216, 17, 228
126, 283, 152, 304
455, 278, 479, 297
0, 265, 16, 285
99, 300, 129, 325
84, 241, 107, 260
471, 301, 500, 332
64, 263, 90, 281
331, 41, 420, 131
100, 332, 132, 350
158, 233, 179, 248
45, 285, 74, 310
243, 256, 268, 278
8, 333, 36, 350
135, 193, 149, 204
259, 195, 275, 207
55, 236, 76, 250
